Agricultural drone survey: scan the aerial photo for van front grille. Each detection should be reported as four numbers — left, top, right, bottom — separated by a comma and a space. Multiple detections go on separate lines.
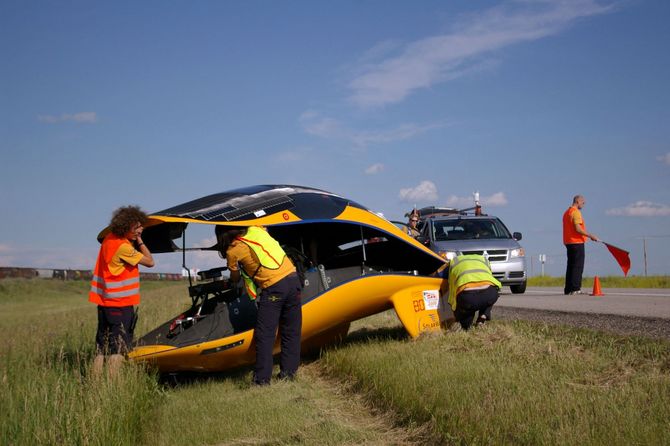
461, 250, 508, 262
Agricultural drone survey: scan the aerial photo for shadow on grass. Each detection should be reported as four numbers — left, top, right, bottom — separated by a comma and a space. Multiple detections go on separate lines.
155, 325, 409, 388
341, 325, 408, 345
158, 366, 252, 388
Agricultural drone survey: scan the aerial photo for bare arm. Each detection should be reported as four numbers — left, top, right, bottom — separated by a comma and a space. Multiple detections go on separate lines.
573, 221, 599, 242
135, 235, 155, 267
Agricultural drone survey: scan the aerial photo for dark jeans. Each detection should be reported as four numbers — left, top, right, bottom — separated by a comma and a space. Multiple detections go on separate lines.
253, 273, 302, 385
454, 286, 499, 330
96, 305, 136, 355
564, 243, 585, 294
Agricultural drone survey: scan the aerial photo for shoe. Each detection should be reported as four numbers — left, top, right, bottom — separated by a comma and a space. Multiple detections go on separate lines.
568, 290, 583, 295
276, 372, 296, 381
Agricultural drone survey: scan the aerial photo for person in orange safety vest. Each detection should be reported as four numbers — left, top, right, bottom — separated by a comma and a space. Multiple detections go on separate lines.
89, 205, 154, 377
562, 195, 599, 295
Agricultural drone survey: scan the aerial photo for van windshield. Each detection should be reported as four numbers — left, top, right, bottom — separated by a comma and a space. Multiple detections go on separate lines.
433, 218, 511, 241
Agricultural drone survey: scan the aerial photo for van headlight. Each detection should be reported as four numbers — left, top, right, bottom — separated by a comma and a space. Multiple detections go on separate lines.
438, 251, 457, 260
510, 248, 525, 258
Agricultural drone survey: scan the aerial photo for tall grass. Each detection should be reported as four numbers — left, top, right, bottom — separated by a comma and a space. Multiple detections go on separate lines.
1, 280, 420, 445
322, 317, 670, 445
4, 279, 670, 445
0, 279, 179, 446
528, 275, 670, 288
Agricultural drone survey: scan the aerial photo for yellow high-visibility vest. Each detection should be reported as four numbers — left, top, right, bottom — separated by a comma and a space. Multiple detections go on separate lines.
447, 254, 501, 310
236, 226, 287, 299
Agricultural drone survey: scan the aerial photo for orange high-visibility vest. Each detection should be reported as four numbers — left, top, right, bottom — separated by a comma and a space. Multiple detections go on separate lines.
89, 234, 141, 306
562, 207, 587, 244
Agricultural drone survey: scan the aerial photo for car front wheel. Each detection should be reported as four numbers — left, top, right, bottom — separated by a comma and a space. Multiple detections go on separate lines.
510, 281, 527, 294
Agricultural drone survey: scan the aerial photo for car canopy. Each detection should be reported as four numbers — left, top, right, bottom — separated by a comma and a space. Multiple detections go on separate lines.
97, 185, 446, 275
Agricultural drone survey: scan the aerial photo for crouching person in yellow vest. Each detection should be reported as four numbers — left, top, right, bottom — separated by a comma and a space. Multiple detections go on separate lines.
89, 206, 155, 378
446, 254, 501, 330
216, 225, 302, 385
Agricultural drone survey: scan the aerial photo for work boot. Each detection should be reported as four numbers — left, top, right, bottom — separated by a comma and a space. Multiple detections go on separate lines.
276, 371, 296, 382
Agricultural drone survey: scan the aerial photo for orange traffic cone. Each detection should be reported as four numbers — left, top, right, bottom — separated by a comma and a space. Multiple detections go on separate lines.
590, 276, 604, 296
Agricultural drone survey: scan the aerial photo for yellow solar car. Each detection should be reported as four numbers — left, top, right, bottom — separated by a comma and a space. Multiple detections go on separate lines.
108, 185, 449, 373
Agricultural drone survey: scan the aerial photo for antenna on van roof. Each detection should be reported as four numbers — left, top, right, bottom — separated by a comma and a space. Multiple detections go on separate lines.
458, 191, 483, 215
473, 191, 482, 216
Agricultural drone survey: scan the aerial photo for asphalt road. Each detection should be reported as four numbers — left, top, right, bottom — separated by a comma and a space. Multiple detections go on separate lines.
494, 287, 670, 340
497, 287, 670, 319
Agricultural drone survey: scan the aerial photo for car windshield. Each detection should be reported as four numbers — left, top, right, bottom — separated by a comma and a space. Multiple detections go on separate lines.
432, 218, 511, 241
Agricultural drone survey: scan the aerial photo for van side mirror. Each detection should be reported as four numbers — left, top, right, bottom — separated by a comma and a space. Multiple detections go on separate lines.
513, 232, 522, 241
416, 235, 427, 244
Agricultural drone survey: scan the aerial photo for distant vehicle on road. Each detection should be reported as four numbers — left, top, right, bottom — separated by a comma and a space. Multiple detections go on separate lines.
417, 206, 527, 294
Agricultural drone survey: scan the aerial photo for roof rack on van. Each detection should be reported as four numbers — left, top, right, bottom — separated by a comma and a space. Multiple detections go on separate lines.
418, 192, 487, 219
416, 206, 460, 219
418, 206, 487, 220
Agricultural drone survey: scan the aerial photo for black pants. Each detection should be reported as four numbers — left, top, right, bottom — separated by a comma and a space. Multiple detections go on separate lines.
96, 305, 136, 355
454, 286, 499, 330
564, 243, 585, 294
253, 273, 302, 385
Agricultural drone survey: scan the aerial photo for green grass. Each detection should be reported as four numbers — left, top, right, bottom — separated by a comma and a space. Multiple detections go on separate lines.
0, 279, 178, 446
528, 275, 670, 288
323, 317, 670, 445
2, 279, 669, 445
0, 279, 417, 445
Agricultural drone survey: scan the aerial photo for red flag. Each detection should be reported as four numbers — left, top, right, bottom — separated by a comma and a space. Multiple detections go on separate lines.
603, 243, 631, 276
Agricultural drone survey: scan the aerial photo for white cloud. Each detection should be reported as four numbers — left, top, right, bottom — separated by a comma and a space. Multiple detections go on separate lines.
299, 110, 446, 147
365, 163, 385, 175
446, 191, 508, 208
483, 192, 508, 206
606, 201, 670, 217
657, 152, 670, 165
38, 112, 98, 124
348, 0, 614, 108
399, 180, 438, 202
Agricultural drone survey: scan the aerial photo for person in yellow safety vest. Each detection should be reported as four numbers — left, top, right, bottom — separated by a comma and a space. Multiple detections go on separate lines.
216, 225, 302, 385
89, 205, 155, 377
444, 254, 501, 330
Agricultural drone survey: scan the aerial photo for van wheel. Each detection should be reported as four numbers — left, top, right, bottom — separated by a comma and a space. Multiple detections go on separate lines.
510, 281, 527, 294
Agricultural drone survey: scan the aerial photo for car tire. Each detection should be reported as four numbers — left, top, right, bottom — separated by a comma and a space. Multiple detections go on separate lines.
510, 281, 527, 294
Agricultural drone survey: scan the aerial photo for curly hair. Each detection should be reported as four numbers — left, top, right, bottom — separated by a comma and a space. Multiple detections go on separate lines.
109, 205, 148, 236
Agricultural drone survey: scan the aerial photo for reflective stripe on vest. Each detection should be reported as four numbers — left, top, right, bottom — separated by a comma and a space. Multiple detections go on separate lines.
236, 226, 287, 300
90, 275, 140, 299
89, 234, 141, 306
448, 254, 501, 310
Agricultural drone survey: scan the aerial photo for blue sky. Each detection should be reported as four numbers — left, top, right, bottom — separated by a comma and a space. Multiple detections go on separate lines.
2, 0, 669, 277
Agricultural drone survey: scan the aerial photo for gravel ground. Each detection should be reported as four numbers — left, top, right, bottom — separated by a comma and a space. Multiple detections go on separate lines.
494, 306, 670, 341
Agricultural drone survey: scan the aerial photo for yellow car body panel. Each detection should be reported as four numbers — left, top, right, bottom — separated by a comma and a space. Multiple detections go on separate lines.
129, 274, 447, 373
110, 185, 449, 373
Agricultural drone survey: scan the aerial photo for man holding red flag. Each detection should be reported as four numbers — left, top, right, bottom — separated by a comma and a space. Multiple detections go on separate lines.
562, 195, 599, 295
